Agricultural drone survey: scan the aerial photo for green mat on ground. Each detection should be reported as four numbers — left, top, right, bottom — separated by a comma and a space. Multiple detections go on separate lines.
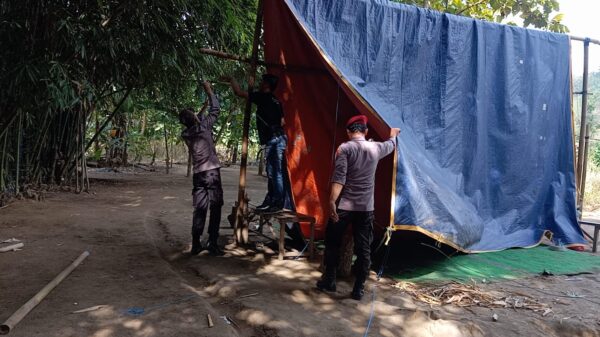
392, 246, 600, 283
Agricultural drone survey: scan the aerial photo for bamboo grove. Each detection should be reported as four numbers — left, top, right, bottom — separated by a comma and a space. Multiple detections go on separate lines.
0, 0, 257, 200
0, 0, 568, 203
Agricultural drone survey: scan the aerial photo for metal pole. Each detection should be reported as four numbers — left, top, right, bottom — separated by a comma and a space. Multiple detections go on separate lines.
569, 35, 600, 45
234, 0, 263, 245
580, 125, 591, 212
576, 39, 590, 197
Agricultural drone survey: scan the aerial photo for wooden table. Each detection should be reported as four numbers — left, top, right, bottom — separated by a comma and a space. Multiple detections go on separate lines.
255, 209, 316, 260
579, 219, 600, 253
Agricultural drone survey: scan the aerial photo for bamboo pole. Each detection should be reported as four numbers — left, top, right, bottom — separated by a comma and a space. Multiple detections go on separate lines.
163, 126, 170, 174
198, 48, 325, 74
0, 243, 24, 253
580, 125, 591, 210
234, 0, 264, 245
0, 251, 90, 335
15, 112, 23, 195
576, 39, 590, 202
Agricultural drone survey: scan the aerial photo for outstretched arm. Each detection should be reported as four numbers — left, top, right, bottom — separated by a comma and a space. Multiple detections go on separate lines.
223, 76, 248, 99
202, 81, 221, 128
378, 127, 400, 158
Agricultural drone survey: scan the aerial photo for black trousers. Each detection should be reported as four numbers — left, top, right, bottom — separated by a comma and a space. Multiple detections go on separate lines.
192, 169, 224, 244
323, 210, 374, 289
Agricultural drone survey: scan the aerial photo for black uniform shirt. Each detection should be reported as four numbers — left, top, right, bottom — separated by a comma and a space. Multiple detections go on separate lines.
249, 91, 284, 145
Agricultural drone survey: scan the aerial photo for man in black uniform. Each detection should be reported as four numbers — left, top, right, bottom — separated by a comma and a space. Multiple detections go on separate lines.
179, 81, 224, 256
226, 74, 287, 212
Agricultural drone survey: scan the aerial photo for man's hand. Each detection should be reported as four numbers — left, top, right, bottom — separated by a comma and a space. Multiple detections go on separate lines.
329, 200, 339, 222
222, 76, 248, 99
329, 183, 343, 223
390, 128, 401, 138
202, 81, 213, 95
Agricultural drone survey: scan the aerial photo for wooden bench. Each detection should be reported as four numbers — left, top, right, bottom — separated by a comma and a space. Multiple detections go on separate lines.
252, 208, 316, 260
579, 219, 600, 253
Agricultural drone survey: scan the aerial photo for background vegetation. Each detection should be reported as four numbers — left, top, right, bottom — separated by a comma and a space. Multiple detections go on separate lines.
0, 0, 587, 206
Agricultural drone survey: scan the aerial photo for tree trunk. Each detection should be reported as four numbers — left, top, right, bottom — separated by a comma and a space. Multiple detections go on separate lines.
94, 110, 100, 152
140, 110, 146, 135
163, 127, 170, 174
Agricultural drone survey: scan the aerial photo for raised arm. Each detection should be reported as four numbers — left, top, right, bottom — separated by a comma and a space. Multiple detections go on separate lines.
202, 81, 221, 128
223, 76, 248, 99
378, 127, 400, 159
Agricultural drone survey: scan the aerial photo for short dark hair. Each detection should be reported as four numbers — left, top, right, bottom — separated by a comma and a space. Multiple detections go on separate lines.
347, 123, 367, 133
262, 74, 279, 91
179, 108, 197, 128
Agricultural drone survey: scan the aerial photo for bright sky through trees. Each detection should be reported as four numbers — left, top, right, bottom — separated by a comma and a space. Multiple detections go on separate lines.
560, 0, 600, 74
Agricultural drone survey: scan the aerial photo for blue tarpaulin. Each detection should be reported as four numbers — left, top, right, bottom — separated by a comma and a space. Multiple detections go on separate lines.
281, 0, 585, 251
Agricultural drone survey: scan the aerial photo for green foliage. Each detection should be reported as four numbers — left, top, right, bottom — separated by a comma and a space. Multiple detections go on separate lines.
395, 0, 568, 32
0, 0, 257, 193
592, 142, 600, 168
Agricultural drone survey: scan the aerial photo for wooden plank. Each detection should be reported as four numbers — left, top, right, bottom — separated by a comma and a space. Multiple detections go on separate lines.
279, 220, 286, 260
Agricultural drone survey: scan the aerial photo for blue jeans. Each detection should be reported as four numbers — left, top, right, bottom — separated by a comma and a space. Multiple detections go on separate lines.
263, 135, 287, 208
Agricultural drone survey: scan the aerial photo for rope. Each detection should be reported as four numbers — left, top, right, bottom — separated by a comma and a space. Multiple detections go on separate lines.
124, 294, 199, 316
363, 230, 394, 337
293, 242, 310, 260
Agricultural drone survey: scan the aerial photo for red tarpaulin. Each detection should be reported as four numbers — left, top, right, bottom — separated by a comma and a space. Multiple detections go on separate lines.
263, 0, 394, 239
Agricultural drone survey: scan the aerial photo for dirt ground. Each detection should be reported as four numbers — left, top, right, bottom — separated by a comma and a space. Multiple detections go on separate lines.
1, 165, 600, 337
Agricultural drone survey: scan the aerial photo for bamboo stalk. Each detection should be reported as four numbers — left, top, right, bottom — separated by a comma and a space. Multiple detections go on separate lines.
198, 48, 325, 74
576, 39, 590, 206
15, 112, 23, 195
0, 251, 90, 335
234, 0, 264, 245
164, 126, 170, 174
0, 131, 8, 191
0, 243, 24, 253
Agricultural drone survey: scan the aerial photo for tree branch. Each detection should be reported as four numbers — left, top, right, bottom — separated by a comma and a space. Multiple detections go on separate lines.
85, 87, 133, 151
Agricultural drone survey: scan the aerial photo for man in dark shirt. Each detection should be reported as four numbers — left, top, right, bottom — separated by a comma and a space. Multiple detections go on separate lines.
179, 81, 224, 256
316, 115, 400, 300
226, 74, 287, 212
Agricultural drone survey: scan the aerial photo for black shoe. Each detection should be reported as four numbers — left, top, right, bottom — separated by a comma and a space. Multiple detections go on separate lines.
351, 287, 365, 301
263, 206, 283, 213
256, 204, 271, 212
206, 242, 224, 256
316, 279, 337, 293
190, 243, 203, 256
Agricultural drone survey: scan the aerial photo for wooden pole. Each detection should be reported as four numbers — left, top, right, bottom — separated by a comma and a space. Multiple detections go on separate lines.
234, 0, 264, 245
0, 251, 90, 335
163, 126, 170, 174
580, 125, 591, 211
198, 48, 324, 74
576, 39, 590, 204
0, 243, 24, 253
